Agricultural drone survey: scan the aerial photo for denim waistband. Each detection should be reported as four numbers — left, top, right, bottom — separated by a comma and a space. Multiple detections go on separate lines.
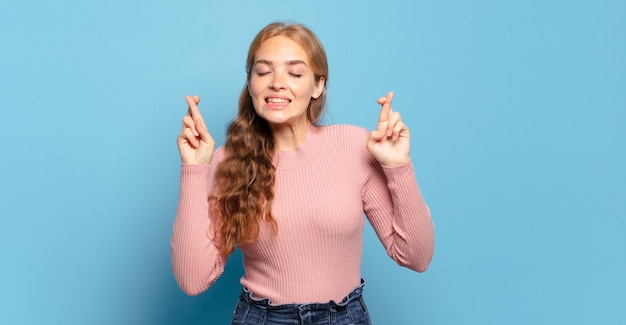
239, 279, 366, 311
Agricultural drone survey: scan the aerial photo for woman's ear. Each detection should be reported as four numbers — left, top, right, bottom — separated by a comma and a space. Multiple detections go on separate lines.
312, 76, 326, 99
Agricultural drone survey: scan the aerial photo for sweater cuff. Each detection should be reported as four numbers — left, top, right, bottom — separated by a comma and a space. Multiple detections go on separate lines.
181, 163, 211, 175
180, 163, 211, 194
381, 159, 414, 177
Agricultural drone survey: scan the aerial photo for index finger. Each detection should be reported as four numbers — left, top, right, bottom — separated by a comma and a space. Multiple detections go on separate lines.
185, 95, 203, 121
377, 91, 394, 123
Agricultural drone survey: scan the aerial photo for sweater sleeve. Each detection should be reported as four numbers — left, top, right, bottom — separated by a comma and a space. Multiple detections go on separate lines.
362, 156, 435, 272
170, 152, 227, 296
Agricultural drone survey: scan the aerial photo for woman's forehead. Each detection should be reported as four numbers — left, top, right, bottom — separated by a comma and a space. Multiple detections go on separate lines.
254, 36, 310, 63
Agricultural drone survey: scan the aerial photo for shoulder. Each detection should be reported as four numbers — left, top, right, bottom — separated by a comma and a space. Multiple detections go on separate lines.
317, 124, 372, 160
319, 124, 369, 141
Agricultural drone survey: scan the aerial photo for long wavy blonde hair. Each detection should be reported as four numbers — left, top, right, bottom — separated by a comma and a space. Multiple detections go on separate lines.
209, 22, 328, 257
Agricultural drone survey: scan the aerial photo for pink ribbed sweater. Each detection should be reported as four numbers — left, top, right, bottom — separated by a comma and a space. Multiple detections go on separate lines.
171, 124, 434, 304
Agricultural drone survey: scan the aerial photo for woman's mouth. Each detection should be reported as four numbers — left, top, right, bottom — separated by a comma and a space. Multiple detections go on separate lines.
266, 97, 291, 104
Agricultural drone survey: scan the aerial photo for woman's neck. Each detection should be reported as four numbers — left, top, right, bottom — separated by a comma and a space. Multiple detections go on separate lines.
270, 121, 309, 151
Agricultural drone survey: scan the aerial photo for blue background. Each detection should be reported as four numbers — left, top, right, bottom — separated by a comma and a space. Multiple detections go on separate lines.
1, 0, 624, 324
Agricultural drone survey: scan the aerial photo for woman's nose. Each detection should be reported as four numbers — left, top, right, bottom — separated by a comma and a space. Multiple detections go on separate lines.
269, 73, 286, 90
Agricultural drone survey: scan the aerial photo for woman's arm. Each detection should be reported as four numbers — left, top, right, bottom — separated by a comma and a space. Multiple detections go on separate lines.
172, 95, 225, 296
171, 161, 227, 296
363, 91, 434, 272
362, 158, 434, 272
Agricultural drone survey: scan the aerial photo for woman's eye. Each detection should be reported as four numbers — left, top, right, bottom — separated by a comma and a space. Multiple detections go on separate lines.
256, 71, 270, 76
289, 73, 302, 78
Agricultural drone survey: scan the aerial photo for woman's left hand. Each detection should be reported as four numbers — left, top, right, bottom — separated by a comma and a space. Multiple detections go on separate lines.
367, 91, 411, 167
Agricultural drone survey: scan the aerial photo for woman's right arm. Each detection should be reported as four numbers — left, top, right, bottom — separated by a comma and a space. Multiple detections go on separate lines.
171, 161, 227, 296
171, 95, 226, 296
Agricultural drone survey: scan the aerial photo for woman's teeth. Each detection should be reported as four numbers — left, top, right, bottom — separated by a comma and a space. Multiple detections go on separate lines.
267, 98, 290, 104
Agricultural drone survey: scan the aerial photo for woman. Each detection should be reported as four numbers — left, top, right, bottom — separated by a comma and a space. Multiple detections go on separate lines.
172, 22, 434, 325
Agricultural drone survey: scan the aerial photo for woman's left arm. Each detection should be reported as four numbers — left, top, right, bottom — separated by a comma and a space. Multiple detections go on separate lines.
364, 91, 434, 272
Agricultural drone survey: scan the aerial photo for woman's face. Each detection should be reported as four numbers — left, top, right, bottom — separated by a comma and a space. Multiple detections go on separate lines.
248, 36, 325, 130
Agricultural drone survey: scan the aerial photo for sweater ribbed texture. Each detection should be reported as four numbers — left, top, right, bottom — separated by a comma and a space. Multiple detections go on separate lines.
171, 124, 434, 304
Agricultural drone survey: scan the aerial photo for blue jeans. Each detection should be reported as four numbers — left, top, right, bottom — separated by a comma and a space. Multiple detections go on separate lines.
229, 281, 372, 325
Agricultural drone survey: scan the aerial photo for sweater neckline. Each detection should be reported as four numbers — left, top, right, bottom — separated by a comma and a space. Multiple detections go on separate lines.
272, 123, 325, 170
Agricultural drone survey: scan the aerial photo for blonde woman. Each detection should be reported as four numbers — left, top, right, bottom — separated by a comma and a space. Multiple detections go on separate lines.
172, 22, 434, 325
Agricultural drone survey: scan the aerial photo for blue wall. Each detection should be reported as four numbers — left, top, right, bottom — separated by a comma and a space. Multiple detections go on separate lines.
1, 0, 624, 324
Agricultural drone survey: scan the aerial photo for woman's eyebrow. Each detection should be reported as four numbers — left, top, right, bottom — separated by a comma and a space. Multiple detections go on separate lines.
254, 59, 272, 66
253, 59, 307, 67
286, 60, 307, 67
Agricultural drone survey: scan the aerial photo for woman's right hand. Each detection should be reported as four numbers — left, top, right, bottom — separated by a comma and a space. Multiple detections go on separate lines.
177, 95, 215, 165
